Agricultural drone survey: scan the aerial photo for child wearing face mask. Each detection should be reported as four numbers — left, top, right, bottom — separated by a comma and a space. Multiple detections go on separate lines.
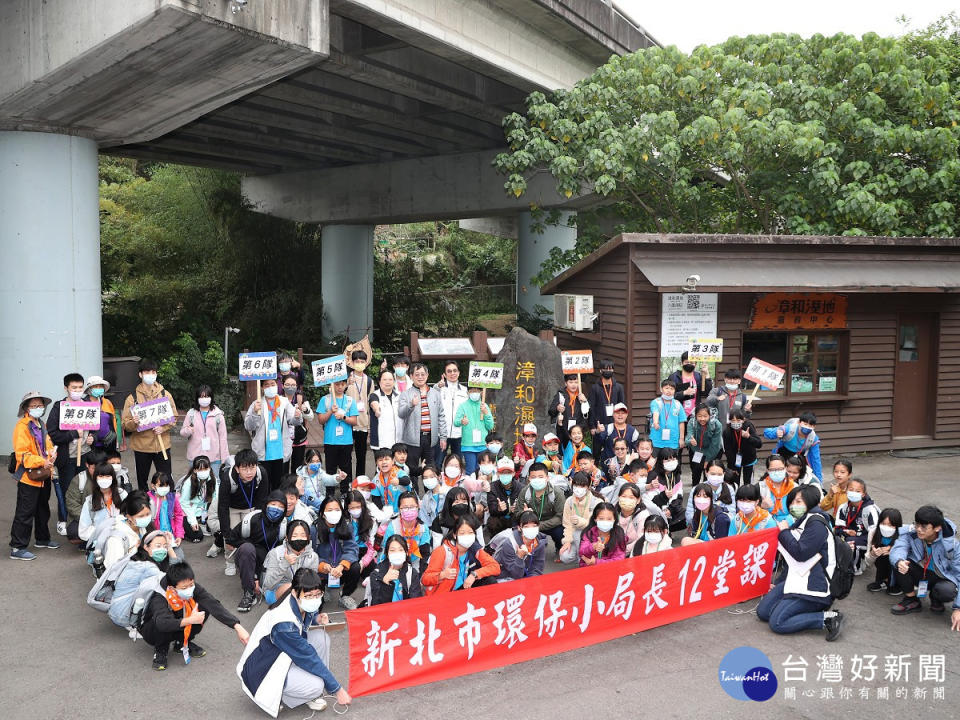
579, 503, 626, 566
343, 490, 377, 582
486, 458, 524, 536
865, 508, 905, 594
834, 477, 879, 574
684, 460, 735, 526
512, 423, 539, 479
453, 387, 495, 475
370, 448, 407, 514
421, 514, 500, 594
485, 433, 505, 461
180, 456, 216, 544
706, 368, 753, 425
680, 483, 731, 546
647, 448, 684, 530
731, 484, 777, 534
121, 359, 177, 492
558, 472, 601, 564
147, 472, 185, 546
615, 484, 660, 555
79, 463, 128, 550
105, 449, 133, 493
759, 455, 796, 524
230, 491, 289, 614
313, 497, 361, 610
430, 486, 484, 544
378, 491, 433, 574
262, 520, 320, 603
99, 491, 157, 570
370, 535, 425, 604
296, 449, 342, 511
491, 511, 547, 581
721, 409, 763, 486
633, 514, 673, 555
417, 466, 445, 528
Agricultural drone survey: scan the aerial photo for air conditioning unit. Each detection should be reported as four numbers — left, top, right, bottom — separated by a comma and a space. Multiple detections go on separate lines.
554, 294, 595, 331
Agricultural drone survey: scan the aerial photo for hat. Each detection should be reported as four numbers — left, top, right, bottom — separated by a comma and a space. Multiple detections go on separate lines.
83, 375, 111, 393
18, 391, 52, 417
267, 490, 287, 506
353, 475, 376, 490
613, 402, 628, 413
522, 423, 537, 435
496, 457, 515, 472
542, 432, 560, 444
578, 447, 594, 457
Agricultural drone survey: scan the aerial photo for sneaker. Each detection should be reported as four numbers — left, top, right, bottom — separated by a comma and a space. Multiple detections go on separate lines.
188, 642, 206, 657
237, 589, 259, 613
930, 596, 945, 613
891, 596, 922, 615
34, 540, 60, 549
886, 585, 903, 597
338, 595, 358, 610
56, 522, 67, 536
824, 612, 844, 642
152, 645, 169, 671
202, 526, 212, 537
307, 698, 328, 712
866, 581, 886, 592
127, 626, 142, 641
225, 560, 236, 576
10, 548, 36, 561
206, 544, 221, 558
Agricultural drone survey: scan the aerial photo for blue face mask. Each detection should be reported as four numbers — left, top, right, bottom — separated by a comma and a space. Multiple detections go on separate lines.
90, 387, 105, 398
308, 462, 322, 473
176, 585, 195, 600
265, 506, 284, 522
799, 426, 812, 435
768, 469, 786, 483
151, 548, 168, 562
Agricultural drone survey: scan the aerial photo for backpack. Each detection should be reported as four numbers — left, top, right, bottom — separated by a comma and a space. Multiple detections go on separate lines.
489, 529, 520, 566
87, 550, 135, 612
809, 513, 855, 600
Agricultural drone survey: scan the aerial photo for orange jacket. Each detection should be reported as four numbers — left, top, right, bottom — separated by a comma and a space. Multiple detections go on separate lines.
421, 539, 500, 595
12, 416, 54, 487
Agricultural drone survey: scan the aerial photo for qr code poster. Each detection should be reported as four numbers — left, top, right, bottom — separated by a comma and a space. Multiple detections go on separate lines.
688, 338, 724, 363
60, 401, 101, 431
239, 352, 277, 382
467, 362, 504, 389
561, 350, 594, 374
660, 293, 718, 357
312, 355, 349, 387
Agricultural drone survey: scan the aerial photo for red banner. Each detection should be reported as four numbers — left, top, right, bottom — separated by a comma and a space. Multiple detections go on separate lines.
347, 528, 778, 696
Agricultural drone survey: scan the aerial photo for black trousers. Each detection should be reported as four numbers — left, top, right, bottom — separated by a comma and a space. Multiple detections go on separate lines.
353, 430, 368, 477
895, 559, 959, 601
142, 613, 206, 649
287, 445, 307, 476
321, 561, 362, 596
54, 455, 79, 522
404, 431, 434, 493
134, 451, 172, 492
183, 521, 204, 543
874, 553, 893, 585
324, 445, 353, 494
10, 480, 52, 548
263, 459, 285, 491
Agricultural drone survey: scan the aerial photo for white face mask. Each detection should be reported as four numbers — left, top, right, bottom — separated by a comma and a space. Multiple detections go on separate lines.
263, 386, 278, 399
359, 490, 372, 501
141, 374, 157, 385
663, 460, 679, 472
572, 486, 588, 499
706, 474, 724, 487
879, 524, 897, 538
28, 407, 44, 419
196, 470, 211, 480
479, 464, 495, 476
96, 477, 113, 490
198, 397, 211, 408
487, 443, 502, 454
457, 533, 476, 549
111, 463, 122, 473
596, 519, 615, 533
348, 508, 363, 519
299, 595, 323, 613
155, 486, 170, 497
444, 466, 460, 480
423, 476, 439, 491
846, 491, 863, 504
737, 501, 756, 515
644, 531, 664, 545
324, 510, 342, 525
521, 526, 539, 541
388, 551, 407, 567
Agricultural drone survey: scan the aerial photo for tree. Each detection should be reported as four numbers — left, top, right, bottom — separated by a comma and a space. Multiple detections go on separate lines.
496, 32, 960, 282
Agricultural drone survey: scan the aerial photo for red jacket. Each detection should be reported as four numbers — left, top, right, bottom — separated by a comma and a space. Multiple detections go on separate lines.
421, 539, 500, 595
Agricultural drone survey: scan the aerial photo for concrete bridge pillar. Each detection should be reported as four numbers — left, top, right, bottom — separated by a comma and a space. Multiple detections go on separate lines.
517, 210, 577, 319
321, 224, 376, 342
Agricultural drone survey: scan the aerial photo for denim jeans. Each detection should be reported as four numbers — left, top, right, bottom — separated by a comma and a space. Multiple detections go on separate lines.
757, 581, 831, 634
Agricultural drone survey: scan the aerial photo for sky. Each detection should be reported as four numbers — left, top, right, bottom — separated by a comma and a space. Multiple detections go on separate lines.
613, 1, 959, 52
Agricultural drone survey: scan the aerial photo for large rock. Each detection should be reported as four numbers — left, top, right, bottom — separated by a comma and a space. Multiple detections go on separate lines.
491, 327, 563, 448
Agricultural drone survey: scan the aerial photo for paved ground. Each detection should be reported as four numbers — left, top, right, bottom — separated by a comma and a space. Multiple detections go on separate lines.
2, 435, 959, 719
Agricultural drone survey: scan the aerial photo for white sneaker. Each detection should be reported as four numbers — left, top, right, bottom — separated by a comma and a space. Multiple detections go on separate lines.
224, 561, 236, 576
307, 697, 328, 711
201, 526, 212, 537
127, 626, 142, 641
206, 543, 221, 558
56, 522, 67, 536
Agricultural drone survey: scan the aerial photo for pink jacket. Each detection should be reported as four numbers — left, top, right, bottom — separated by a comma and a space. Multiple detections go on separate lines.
180, 406, 230, 463
578, 525, 626, 566
148, 491, 185, 539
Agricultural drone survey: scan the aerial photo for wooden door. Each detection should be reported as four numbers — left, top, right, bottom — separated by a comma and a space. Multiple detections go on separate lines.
893, 314, 936, 437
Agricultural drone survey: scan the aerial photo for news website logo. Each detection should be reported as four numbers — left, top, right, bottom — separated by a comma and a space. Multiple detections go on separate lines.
718, 646, 778, 701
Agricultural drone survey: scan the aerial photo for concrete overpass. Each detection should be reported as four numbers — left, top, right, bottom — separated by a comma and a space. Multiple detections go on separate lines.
0, 0, 654, 449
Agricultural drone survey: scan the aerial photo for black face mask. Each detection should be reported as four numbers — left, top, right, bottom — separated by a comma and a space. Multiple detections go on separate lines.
682, 364, 695, 372
288, 538, 309, 552
600, 370, 614, 379
451, 504, 469, 517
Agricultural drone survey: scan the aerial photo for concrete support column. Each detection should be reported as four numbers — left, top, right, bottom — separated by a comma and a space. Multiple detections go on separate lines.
321, 225, 375, 342
517, 210, 577, 318
0, 131, 101, 452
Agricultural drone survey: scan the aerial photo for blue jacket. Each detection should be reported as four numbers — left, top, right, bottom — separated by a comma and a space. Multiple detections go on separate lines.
891, 518, 960, 609
684, 482, 736, 525
313, 525, 359, 568
779, 509, 835, 600
763, 419, 822, 480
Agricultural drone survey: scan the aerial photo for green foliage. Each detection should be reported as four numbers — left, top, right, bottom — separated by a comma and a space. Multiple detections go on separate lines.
158, 333, 243, 425
497, 31, 960, 282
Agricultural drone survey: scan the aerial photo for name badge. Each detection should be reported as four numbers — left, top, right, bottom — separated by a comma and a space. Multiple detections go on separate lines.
692, 451, 703, 464
327, 573, 341, 589
335, 425, 344, 437
201, 437, 211, 451
661, 428, 671, 441
605, 404, 614, 418
917, 580, 928, 598
735, 453, 743, 467
357, 401, 365, 412
473, 429, 482, 445
568, 419, 576, 429
268, 428, 279, 442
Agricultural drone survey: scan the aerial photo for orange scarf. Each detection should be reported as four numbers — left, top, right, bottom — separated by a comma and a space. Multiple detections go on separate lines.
738, 507, 771, 532
400, 521, 424, 558
764, 477, 796, 514
165, 586, 198, 646
265, 395, 281, 424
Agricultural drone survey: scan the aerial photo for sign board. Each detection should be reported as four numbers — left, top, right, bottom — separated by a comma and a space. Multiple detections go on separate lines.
660, 293, 718, 357
60, 401, 101, 431
467, 362, 504, 389
132, 397, 176, 431
743, 357, 786, 390
687, 338, 723, 363
749, 293, 848, 330
312, 355, 349, 387
417, 338, 475, 357
560, 350, 594, 374
239, 352, 277, 382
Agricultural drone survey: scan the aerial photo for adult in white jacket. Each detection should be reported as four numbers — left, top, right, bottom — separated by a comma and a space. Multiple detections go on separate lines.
368, 371, 401, 451
434, 361, 469, 465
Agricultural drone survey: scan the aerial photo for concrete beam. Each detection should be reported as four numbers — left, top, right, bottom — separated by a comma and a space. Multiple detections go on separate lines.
243, 149, 594, 225
0, 0, 329, 145
461, 217, 519, 240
